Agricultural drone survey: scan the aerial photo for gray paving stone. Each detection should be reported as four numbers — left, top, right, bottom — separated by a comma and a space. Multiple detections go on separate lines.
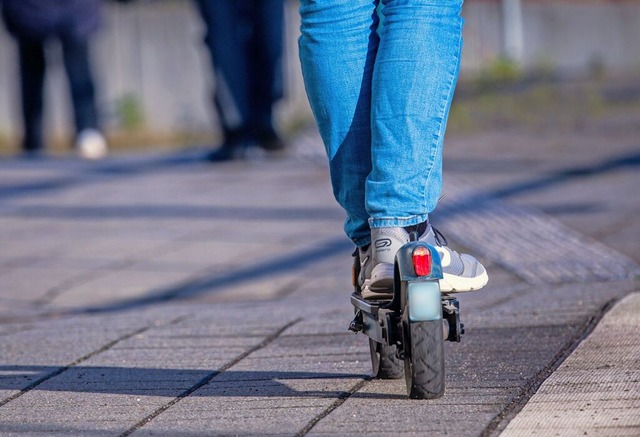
0, 139, 638, 436
0, 306, 301, 435
132, 332, 368, 436
47, 269, 201, 309
308, 324, 582, 436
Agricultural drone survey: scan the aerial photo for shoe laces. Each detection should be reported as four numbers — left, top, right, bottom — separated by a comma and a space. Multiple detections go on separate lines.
431, 226, 449, 247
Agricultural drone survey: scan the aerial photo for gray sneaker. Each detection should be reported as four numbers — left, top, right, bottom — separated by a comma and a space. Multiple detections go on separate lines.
356, 244, 372, 294
361, 225, 488, 299
420, 226, 488, 293
362, 227, 410, 299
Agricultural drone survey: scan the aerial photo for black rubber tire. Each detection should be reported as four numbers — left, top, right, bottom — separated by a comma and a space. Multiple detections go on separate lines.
369, 339, 404, 379
404, 319, 445, 399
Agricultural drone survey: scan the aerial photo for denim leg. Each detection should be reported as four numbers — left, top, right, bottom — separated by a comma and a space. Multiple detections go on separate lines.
17, 38, 46, 152
61, 33, 99, 134
299, 0, 380, 247
367, 0, 464, 228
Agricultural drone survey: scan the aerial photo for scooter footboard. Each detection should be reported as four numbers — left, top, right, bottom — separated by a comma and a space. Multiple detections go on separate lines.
350, 295, 403, 345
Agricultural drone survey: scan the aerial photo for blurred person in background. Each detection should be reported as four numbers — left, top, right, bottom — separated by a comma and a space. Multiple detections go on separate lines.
1, 0, 107, 159
194, 0, 286, 162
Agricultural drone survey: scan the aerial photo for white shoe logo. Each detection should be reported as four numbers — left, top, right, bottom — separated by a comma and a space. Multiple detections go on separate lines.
374, 238, 392, 248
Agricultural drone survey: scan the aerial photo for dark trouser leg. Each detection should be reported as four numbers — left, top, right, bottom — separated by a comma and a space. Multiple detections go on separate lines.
248, 0, 285, 145
195, 0, 251, 142
18, 38, 46, 152
61, 33, 98, 136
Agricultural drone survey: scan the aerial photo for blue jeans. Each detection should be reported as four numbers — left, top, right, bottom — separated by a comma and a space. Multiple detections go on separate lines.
299, 0, 464, 247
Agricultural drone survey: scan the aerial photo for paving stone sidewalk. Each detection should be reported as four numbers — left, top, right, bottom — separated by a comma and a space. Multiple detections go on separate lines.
0, 127, 638, 436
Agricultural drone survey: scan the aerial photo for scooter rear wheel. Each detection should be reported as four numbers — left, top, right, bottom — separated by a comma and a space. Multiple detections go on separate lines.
369, 338, 403, 379
404, 319, 445, 399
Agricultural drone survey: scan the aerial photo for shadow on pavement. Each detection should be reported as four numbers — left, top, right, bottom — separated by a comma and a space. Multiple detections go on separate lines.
0, 365, 402, 399
437, 148, 640, 220
488, 149, 640, 200
1, 204, 344, 221
0, 150, 205, 200
34, 236, 352, 318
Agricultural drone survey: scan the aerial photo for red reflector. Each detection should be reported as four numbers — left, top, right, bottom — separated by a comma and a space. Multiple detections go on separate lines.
413, 246, 432, 276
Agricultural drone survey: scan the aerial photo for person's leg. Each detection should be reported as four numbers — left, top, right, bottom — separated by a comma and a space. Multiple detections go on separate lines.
60, 32, 99, 134
299, 0, 380, 247
17, 38, 46, 153
365, 0, 486, 296
248, 0, 285, 150
195, 0, 252, 155
61, 31, 106, 159
368, 0, 464, 228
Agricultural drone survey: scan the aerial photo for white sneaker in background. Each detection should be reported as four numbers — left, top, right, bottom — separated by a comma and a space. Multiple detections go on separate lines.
76, 129, 108, 160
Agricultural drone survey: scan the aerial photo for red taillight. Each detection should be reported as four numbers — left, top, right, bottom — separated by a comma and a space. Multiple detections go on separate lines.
412, 246, 432, 276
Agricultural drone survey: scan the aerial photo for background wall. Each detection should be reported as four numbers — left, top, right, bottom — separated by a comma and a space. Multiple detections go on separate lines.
0, 0, 638, 147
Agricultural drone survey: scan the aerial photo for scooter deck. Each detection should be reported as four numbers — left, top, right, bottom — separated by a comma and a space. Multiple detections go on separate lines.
350, 293, 383, 317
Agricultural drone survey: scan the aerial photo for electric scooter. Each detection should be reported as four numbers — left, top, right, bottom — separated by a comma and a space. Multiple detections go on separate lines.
348, 231, 464, 399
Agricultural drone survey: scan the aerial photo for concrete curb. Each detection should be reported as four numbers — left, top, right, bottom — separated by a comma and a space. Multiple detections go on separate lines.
501, 292, 640, 436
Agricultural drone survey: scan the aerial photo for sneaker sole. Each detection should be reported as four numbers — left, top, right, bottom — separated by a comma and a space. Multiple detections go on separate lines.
365, 264, 488, 297
363, 264, 489, 295
440, 270, 489, 293
361, 289, 394, 300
